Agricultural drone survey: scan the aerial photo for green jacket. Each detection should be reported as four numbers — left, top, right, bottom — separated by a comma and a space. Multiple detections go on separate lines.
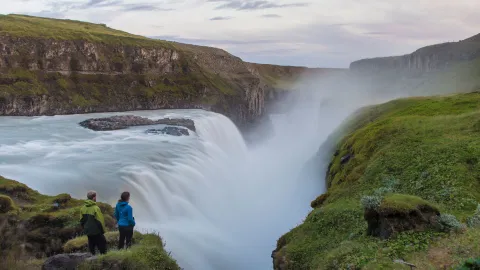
80, 200, 106, 236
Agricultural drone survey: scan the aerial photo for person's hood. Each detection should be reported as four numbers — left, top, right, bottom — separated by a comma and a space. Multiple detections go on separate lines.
116, 201, 129, 207
84, 199, 96, 207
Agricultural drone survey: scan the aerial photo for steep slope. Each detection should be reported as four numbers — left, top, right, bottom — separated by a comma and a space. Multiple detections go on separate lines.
0, 14, 338, 129
0, 175, 180, 270
348, 33, 480, 100
350, 33, 480, 73
273, 92, 480, 269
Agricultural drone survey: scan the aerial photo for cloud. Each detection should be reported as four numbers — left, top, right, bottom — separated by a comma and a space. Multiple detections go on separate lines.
209, 16, 233, 21
261, 14, 281, 18
208, 0, 309, 10
122, 4, 172, 12
80, 0, 123, 9
363, 32, 390, 36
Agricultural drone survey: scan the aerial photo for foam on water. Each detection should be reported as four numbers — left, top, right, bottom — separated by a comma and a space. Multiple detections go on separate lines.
0, 92, 353, 269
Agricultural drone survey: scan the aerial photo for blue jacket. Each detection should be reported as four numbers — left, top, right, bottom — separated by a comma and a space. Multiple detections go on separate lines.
114, 201, 136, 227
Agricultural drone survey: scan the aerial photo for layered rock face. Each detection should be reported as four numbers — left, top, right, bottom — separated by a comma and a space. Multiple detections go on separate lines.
350, 33, 480, 73
0, 15, 337, 129
0, 34, 262, 127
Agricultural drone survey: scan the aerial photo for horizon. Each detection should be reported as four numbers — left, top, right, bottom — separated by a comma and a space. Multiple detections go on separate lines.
1, 0, 480, 68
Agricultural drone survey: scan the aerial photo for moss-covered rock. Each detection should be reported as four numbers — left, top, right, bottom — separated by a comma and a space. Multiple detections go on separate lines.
365, 194, 440, 239
0, 195, 16, 213
274, 92, 480, 269
310, 193, 329, 208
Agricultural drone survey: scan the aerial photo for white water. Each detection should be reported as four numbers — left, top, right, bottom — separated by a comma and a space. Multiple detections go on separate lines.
0, 75, 403, 269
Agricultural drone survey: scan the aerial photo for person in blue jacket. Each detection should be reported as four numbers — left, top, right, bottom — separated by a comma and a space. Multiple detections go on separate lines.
114, 191, 136, 249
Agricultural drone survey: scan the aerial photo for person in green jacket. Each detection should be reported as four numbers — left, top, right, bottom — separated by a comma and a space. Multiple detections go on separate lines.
80, 190, 107, 255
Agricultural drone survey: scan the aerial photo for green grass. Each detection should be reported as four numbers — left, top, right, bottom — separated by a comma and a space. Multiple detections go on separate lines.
79, 233, 180, 270
63, 231, 144, 253
0, 14, 173, 48
380, 194, 439, 213
275, 92, 480, 269
0, 175, 116, 260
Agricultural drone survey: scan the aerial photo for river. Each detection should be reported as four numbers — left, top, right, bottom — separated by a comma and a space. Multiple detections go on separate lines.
0, 79, 392, 269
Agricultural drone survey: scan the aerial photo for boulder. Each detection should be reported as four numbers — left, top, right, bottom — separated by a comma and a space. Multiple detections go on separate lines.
79, 115, 196, 132
340, 154, 353, 164
145, 127, 189, 136
364, 194, 440, 239
42, 253, 93, 270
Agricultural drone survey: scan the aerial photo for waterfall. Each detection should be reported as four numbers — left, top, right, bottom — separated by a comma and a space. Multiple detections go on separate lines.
0, 75, 380, 270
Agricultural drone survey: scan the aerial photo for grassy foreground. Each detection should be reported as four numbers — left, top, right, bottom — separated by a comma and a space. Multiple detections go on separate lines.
0, 176, 180, 269
274, 92, 480, 269
78, 233, 180, 270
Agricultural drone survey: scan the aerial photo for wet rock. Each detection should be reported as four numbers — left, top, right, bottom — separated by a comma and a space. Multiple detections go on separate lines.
310, 193, 329, 208
42, 253, 93, 270
79, 115, 196, 132
340, 154, 353, 164
145, 126, 190, 136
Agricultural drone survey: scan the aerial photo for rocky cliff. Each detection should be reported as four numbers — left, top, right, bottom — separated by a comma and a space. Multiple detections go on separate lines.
0, 14, 337, 129
350, 33, 480, 73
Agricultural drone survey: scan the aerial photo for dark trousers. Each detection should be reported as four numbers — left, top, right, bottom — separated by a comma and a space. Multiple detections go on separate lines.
118, 226, 134, 249
88, 234, 107, 255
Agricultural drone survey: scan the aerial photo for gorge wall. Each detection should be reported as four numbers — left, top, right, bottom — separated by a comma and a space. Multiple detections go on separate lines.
0, 14, 338, 129
350, 33, 480, 73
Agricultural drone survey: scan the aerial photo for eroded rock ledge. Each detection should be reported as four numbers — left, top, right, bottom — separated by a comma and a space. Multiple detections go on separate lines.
79, 115, 196, 132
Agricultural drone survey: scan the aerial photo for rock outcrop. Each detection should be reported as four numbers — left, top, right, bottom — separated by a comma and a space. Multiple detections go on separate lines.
350, 33, 480, 73
42, 253, 93, 270
79, 115, 195, 132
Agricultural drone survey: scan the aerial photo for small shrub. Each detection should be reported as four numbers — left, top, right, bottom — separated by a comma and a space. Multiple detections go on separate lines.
383, 176, 399, 190
457, 257, 480, 270
437, 214, 465, 232
466, 204, 480, 228
374, 187, 393, 197
361, 176, 399, 210
0, 195, 16, 213
361, 195, 381, 210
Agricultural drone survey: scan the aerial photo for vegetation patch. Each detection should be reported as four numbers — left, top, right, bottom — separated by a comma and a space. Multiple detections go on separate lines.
63, 231, 144, 253
0, 195, 16, 213
0, 175, 115, 261
79, 233, 180, 270
0, 14, 173, 48
380, 194, 439, 213
275, 92, 480, 269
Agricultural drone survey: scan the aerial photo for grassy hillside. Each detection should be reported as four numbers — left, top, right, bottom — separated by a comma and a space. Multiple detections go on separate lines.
248, 63, 343, 90
274, 92, 480, 269
0, 176, 180, 269
0, 14, 172, 48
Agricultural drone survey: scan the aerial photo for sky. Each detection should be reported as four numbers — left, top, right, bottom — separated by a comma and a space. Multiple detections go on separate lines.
1, 0, 479, 68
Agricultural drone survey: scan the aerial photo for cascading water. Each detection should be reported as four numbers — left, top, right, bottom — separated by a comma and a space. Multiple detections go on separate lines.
0, 74, 407, 269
